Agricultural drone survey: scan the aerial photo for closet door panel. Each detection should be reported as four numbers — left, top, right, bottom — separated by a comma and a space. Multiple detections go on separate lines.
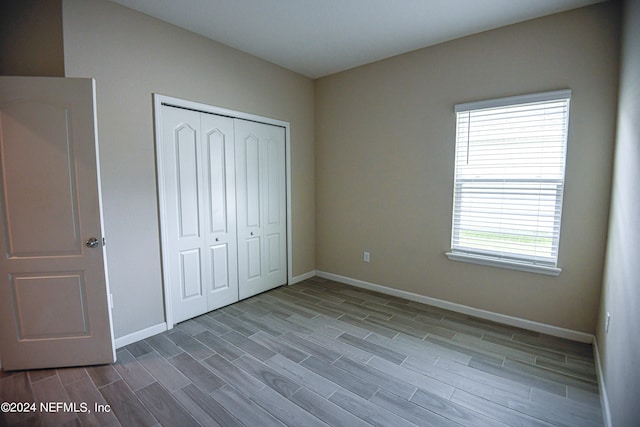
210, 244, 228, 289
236, 119, 286, 299
267, 233, 281, 273
264, 134, 286, 286
175, 125, 201, 238
266, 138, 282, 225
244, 135, 261, 228
206, 129, 228, 234
201, 114, 238, 311
179, 249, 202, 299
162, 107, 207, 323
236, 124, 262, 297
246, 237, 262, 279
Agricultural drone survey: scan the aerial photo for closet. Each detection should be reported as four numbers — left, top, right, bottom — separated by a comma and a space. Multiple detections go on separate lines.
157, 101, 287, 325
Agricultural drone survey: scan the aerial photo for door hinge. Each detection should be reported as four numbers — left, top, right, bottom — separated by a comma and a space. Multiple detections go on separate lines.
102, 237, 106, 246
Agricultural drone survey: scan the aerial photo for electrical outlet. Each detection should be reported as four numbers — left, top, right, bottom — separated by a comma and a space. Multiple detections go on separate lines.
363, 251, 370, 263
605, 312, 611, 333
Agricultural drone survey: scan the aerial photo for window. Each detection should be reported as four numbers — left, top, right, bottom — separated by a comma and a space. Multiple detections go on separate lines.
446, 90, 571, 276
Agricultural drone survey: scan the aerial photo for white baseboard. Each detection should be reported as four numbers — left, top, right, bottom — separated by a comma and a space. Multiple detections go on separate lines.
592, 337, 612, 427
316, 271, 594, 343
289, 270, 317, 285
114, 322, 167, 349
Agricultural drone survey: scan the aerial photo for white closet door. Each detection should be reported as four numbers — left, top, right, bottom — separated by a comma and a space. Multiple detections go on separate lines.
235, 119, 287, 299
201, 113, 238, 311
162, 106, 206, 323
161, 106, 238, 323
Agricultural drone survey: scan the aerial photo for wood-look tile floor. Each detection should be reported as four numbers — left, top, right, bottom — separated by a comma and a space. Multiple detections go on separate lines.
0, 277, 603, 426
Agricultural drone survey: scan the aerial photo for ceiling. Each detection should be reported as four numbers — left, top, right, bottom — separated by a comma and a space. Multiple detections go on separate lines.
109, 0, 606, 79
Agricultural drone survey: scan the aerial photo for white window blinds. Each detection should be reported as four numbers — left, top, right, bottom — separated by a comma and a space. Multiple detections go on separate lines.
449, 90, 571, 272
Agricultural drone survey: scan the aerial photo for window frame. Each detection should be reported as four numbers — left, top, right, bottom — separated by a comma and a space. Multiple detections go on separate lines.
445, 89, 571, 276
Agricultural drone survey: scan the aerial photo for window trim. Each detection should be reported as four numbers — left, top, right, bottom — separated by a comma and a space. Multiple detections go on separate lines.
445, 252, 562, 276
454, 89, 572, 113
447, 89, 571, 275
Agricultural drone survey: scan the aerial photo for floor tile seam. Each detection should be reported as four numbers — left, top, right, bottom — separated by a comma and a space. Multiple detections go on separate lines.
450, 388, 556, 427
372, 387, 460, 426
408, 387, 512, 426
505, 357, 600, 386
482, 338, 569, 363
26, 371, 57, 385
422, 335, 507, 366
529, 391, 606, 418
330, 354, 426, 401
399, 356, 512, 401
532, 358, 599, 382
230, 353, 305, 399
57, 369, 91, 389
245, 383, 331, 427
489, 389, 607, 427
87, 369, 123, 391
291, 384, 370, 426
30, 373, 77, 415
304, 333, 375, 363
337, 332, 408, 364
132, 382, 183, 426
451, 333, 528, 363
495, 370, 571, 399
113, 359, 159, 392
128, 353, 169, 390
433, 359, 534, 397
103, 378, 161, 426
299, 356, 380, 400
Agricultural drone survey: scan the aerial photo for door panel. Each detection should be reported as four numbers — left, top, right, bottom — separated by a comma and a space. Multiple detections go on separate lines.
0, 76, 115, 370
260, 129, 287, 292
201, 113, 238, 311
246, 237, 262, 279
267, 234, 281, 273
179, 249, 202, 299
161, 107, 207, 323
266, 137, 281, 225
210, 244, 228, 290
12, 273, 89, 338
236, 119, 286, 299
160, 107, 238, 323
206, 129, 228, 234
244, 135, 261, 228
175, 124, 200, 238
2, 101, 81, 256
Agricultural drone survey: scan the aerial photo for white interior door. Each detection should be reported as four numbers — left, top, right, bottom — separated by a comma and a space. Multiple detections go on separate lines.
160, 106, 238, 324
0, 76, 115, 370
201, 113, 238, 312
235, 119, 287, 299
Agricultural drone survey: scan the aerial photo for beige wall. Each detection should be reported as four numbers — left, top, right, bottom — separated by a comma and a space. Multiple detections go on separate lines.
0, 0, 65, 76
62, 0, 315, 338
597, 0, 640, 425
315, 2, 620, 333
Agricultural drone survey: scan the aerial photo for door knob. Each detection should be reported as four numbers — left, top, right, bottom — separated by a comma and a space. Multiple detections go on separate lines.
85, 237, 100, 248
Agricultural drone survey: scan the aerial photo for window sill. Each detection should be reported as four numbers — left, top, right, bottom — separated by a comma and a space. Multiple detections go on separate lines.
445, 252, 562, 276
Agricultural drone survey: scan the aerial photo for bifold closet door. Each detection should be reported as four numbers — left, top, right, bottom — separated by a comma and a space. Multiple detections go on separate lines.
161, 106, 238, 324
235, 119, 287, 299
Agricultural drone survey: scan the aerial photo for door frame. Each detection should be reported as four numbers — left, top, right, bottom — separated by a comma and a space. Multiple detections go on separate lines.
153, 94, 292, 329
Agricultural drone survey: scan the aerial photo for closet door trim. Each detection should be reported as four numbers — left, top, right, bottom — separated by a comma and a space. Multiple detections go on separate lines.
154, 94, 292, 329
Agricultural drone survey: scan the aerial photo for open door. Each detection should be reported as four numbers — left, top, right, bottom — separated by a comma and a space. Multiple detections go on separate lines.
0, 77, 115, 370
